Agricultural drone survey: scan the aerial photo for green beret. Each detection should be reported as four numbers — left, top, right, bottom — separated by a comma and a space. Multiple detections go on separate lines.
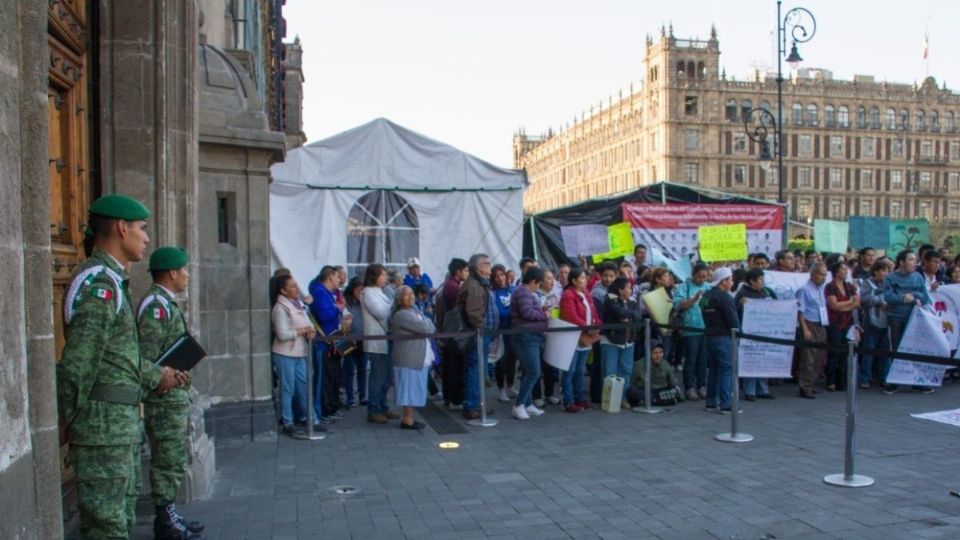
149, 247, 189, 271
88, 194, 151, 221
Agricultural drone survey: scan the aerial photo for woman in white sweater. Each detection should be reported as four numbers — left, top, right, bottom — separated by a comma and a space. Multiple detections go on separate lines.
361, 263, 398, 424
271, 275, 315, 434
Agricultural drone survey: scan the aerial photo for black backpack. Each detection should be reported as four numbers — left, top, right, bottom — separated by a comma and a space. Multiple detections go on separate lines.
441, 296, 471, 353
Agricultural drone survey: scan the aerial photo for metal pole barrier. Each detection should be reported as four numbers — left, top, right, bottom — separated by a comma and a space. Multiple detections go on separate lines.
824, 341, 874, 487
633, 319, 663, 414
467, 328, 498, 427
293, 338, 327, 441
716, 328, 753, 443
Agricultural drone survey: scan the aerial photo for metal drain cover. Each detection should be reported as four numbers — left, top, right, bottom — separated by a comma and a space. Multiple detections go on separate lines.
327, 485, 361, 496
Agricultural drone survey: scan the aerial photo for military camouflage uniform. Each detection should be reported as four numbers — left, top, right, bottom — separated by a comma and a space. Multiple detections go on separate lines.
57, 249, 163, 539
137, 284, 190, 507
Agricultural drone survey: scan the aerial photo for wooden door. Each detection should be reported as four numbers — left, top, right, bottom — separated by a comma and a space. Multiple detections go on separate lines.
48, 0, 89, 531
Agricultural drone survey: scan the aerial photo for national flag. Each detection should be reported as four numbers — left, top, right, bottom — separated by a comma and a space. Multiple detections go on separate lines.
153, 307, 167, 320
94, 287, 114, 301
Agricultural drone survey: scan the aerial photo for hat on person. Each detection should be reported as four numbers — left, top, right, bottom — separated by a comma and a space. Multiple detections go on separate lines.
149, 247, 189, 271
711, 267, 733, 286
407, 257, 421, 268
88, 194, 151, 221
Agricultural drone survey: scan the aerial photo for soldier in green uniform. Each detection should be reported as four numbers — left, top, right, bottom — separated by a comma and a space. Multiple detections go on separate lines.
57, 194, 186, 539
138, 247, 204, 539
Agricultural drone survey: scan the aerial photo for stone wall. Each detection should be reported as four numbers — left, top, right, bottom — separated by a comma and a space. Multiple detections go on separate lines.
0, 1, 61, 538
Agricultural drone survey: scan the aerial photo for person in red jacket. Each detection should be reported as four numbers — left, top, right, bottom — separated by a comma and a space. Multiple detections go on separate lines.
559, 267, 599, 413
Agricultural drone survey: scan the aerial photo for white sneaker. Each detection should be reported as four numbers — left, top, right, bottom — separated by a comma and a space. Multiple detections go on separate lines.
512, 405, 530, 420
533, 399, 545, 408
526, 404, 545, 417
498, 389, 510, 402
448, 403, 463, 411
547, 396, 561, 405
686, 388, 699, 401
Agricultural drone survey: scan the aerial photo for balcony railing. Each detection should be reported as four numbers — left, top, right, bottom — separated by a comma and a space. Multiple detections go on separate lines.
913, 156, 950, 165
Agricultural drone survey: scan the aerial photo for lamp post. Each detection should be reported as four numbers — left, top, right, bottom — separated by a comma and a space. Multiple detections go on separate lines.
744, 2, 816, 248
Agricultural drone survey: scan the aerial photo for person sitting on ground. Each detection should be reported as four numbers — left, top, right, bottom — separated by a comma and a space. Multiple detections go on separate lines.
389, 285, 436, 430
601, 277, 639, 411
628, 343, 680, 407
733, 268, 777, 401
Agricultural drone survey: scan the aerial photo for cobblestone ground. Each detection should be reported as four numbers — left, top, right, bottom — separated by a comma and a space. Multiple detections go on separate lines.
141, 380, 960, 539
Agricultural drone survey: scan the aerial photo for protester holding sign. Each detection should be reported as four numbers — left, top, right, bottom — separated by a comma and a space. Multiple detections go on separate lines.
882, 250, 933, 394
796, 263, 829, 399
734, 268, 777, 400
674, 264, 712, 401
559, 267, 599, 413
824, 262, 860, 392
702, 267, 740, 413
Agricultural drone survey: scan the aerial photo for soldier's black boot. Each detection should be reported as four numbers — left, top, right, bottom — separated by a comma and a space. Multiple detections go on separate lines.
155, 504, 204, 540
166, 502, 205, 533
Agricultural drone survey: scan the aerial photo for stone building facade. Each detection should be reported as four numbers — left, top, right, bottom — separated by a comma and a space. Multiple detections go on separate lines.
0, 1, 302, 537
515, 26, 960, 228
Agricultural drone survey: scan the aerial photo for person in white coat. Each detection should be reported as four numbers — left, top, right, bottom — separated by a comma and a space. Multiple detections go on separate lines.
361, 263, 398, 424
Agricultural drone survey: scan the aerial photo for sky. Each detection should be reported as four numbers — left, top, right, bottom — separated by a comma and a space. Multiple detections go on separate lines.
284, 0, 959, 168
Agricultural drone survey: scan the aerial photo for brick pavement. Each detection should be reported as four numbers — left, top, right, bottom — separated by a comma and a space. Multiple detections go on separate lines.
141, 381, 960, 539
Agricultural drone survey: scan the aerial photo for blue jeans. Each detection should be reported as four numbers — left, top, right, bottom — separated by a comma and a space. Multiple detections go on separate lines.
706, 335, 733, 410
513, 333, 542, 408
312, 344, 326, 420
366, 352, 392, 415
562, 349, 590, 405
681, 334, 708, 391
273, 353, 307, 426
743, 378, 768, 397
860, 326, 890, 385
342, 351, 367, 404
601, 343, 635, 396
464, 335, 492, 412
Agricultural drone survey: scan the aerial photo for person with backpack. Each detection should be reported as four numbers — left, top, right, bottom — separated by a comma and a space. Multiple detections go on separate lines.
436, 258, 469, 410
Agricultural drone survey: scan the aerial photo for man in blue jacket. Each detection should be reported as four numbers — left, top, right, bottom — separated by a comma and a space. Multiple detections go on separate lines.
309, 266, 343, 422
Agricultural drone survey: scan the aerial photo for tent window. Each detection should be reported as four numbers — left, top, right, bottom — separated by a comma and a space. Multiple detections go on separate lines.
346, 190, 420, 278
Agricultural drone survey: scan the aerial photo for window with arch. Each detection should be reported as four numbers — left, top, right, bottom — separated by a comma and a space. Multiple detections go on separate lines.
676, 61, 686, 78
824, 104, 835, 126
792, 103, 803, 126
930, 110, 939, 131
697, 61, 705, 79
899, 108, 909, 129
741, 99, 753, 120
947, 111, 955, 132
886, 108, 896, 130
806, 104, 819, 126
687, 61, 696, 78
869, 107, 880, 129
856, 106, 866, 128
760, 100, 772, 113
916, 109, 926, 131
725, 99, 738, 121
838, 105, 849, 127
346, 190, 420, 278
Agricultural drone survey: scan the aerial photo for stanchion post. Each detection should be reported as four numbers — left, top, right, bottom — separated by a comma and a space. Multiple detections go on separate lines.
467, 328, 498, 427
633, 319, 663, 414
715, 328, 753, 443
824, 341, 874, 487
292, 338, 327, 441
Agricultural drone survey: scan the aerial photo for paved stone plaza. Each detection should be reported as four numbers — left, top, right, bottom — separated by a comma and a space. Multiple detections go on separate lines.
151, 382, 960, 539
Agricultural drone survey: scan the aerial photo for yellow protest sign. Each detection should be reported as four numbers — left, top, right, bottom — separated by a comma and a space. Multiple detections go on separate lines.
698, 223, 747, 262
592, 223, 634, 263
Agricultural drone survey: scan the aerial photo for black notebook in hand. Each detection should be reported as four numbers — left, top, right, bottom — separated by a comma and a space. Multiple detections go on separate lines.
154, 333, 207, 371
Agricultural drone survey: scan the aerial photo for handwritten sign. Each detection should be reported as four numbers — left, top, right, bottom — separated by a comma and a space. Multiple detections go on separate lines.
560, 224, 609, 257
738, 299, 797, 378
592, 222, 634, 262
887, 307, 951, 387
813, 219, 849, 255
698, 223, 747, 262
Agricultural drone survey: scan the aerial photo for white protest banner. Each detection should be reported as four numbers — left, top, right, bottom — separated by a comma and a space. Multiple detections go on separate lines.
544, 318, 579, 371
560, 224, 609, 257
738, 299, 797, 378
911, 408, 960, 428
931, 292, 960, 350
887, 307, 951, 387
763, 270, 810, 303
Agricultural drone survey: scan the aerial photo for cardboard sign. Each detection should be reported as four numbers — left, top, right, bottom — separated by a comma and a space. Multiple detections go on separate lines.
698, 223, 747, 262
738, 300, 797, 378
560, 224, 610, 257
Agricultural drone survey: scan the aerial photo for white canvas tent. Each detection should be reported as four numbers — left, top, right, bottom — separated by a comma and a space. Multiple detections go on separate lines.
270, 118, 527, 287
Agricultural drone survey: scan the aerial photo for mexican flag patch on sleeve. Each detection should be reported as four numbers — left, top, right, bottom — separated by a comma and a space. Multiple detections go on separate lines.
93, 286, 114, 301
152, 307, 167, 320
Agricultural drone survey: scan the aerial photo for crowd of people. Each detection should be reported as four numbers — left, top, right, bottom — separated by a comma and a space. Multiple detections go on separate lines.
269, 242, 958, 433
